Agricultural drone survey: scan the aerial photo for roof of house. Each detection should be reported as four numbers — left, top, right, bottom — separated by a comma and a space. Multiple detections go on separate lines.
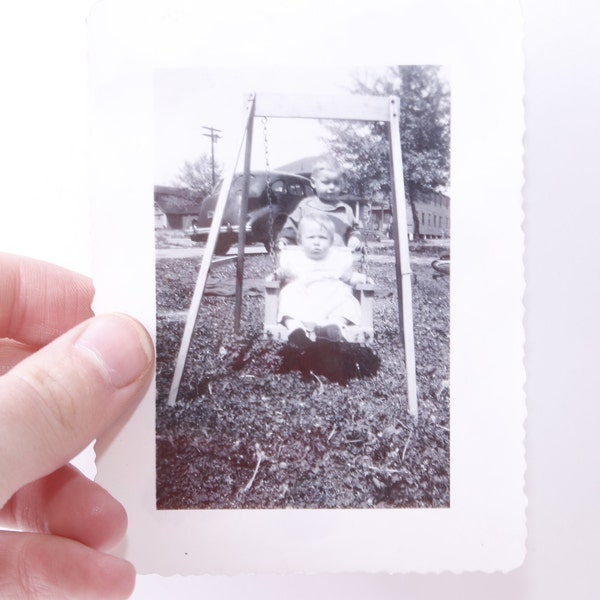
412, 187, 450, 206
154, 186, 202, 215
154, 185, 190, 197
275, 155, 324, 176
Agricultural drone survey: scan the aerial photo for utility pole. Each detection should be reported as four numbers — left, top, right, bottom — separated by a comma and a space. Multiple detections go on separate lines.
202, 126, 222, 186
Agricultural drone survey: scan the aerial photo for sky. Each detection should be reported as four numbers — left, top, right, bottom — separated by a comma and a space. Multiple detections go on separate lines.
154, 66, 390, 186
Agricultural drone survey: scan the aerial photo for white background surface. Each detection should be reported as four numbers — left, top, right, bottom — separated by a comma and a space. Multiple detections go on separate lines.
1, 0, 599, 598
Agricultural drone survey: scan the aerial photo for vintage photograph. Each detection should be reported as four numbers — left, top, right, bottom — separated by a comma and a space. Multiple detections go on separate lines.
153, 66, 451, 510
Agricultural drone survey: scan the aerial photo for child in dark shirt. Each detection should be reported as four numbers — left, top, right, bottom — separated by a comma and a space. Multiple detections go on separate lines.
277, 156, 362, 251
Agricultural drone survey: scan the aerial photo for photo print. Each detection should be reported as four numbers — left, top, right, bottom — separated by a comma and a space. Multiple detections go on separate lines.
91, 0, 525, 575
153, 66, 451, 511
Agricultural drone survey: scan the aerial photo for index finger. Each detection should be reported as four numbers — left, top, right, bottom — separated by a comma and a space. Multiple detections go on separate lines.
0, 253, 94, 348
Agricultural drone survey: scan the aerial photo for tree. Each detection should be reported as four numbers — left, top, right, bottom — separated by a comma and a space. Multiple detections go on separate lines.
324, 66, 450, 238
173, 153, 223, 200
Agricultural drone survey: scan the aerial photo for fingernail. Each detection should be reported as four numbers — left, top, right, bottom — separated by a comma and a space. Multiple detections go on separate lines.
75, 314, 154, 388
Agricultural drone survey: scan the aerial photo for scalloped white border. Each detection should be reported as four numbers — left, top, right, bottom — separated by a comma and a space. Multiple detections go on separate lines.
91, 0, 525, 575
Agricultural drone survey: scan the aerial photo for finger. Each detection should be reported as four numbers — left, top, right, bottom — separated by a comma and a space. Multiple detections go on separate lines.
0, 252, 94, 348
0, 313, 154, 507
0, 530, 135, 600
0, 464, 127, 552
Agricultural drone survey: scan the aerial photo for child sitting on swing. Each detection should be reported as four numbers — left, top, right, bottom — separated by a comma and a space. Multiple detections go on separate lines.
275, 213, 370, 349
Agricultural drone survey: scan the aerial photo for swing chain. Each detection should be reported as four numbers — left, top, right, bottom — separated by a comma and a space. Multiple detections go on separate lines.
359, 200, 371, 280
262, 116, 278, 271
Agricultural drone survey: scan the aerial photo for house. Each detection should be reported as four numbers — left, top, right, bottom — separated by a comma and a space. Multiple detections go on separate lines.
154, 186, 203, 230
408, 188, 450, 240
366, 189, 450, 240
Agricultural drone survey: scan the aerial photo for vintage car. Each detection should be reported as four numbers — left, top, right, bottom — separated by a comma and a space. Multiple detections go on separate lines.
190, 171, 314, 255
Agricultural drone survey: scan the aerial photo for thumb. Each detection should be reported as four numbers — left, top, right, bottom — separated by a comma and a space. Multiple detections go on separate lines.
0, 313, 154, 507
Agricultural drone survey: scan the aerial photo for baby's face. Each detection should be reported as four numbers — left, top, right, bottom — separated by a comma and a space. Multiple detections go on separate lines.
299, 222, 332, 260
312, 169, 342, 203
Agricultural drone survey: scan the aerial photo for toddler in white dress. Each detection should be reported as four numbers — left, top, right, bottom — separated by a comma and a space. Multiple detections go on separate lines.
276, 213, 369, 348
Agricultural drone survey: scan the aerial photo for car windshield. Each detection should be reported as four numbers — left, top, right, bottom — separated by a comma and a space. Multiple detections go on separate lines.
213, 173, 311, 199
287, 182, 307, 196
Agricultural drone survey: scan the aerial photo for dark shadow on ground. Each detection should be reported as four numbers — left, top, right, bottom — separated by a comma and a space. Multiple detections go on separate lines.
280, 342, 381, 383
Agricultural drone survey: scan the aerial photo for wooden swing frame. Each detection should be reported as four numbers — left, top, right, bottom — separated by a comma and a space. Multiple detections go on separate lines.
167, 92, 419, 418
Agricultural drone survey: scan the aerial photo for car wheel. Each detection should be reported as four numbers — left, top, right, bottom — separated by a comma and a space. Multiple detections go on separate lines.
262, 217, 285, 253
214, 237, 233, 256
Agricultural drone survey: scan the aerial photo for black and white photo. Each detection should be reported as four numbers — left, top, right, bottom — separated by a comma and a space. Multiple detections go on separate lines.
153, 66, 451, 510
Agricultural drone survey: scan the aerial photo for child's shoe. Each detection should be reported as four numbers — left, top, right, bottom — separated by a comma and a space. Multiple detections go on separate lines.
314, 324, 343, 343
288, 327, 312, 350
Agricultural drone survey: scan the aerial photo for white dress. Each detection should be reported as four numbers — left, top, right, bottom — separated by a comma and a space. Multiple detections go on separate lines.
276, 247, 362, 327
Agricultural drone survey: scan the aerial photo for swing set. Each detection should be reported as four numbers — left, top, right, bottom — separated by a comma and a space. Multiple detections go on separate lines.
166, 92, 418, 418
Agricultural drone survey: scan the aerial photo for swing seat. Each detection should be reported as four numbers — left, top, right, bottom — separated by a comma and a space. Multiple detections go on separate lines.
263, 279, 375, 345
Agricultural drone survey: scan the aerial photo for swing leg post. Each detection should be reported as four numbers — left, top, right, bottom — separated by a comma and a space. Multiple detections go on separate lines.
388, 96, 419, 419
167, 95, 256, 407
234, 95, 256, 334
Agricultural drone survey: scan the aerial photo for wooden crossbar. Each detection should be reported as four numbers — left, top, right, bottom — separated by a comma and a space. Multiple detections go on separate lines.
252, 93, 390, 122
